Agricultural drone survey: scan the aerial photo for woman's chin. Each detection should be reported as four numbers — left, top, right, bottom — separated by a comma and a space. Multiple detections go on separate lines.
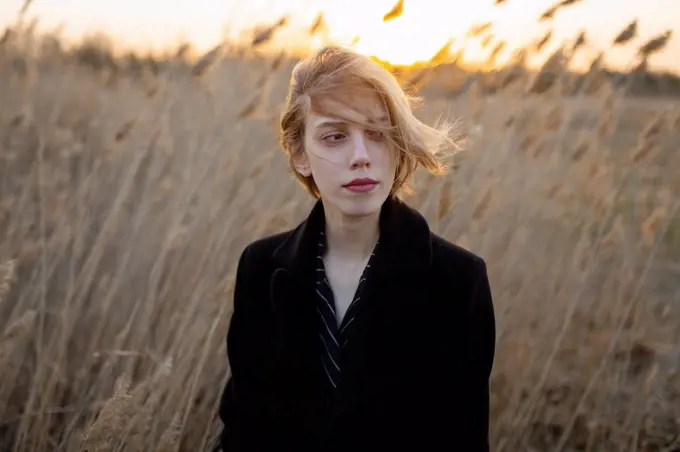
334, 193, 387, 218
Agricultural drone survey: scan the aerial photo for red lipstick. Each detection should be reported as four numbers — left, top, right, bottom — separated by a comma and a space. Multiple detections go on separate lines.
343, 178, 378, 193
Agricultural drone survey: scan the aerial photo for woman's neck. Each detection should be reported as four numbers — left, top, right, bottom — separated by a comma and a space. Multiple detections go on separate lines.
322, 202, 380, 262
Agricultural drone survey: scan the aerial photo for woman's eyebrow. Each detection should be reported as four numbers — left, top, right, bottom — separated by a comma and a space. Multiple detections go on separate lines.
315, 114, 389, 129
315, 119, 347, 129
369, 115, 390, 124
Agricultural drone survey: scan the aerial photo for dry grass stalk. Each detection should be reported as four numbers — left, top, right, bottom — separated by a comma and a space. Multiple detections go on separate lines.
437, 180, 455, 222
487, 41, 506, 67
0, 28, 13, 46
637, 30, 672, 57
534, 30, 553, 52
571, 31, 586, 53
632, 140, 657, 163
467, 22, 492, 38
270, 50, 286, 71
641, 113, 666, 140
18, 0, 34, 17
80, 375, 134, 450
125, 359, 173, 447
472, 188, 493, 221
309, 13, 325, 35
191, 44, 222, 77
0, 309, 36, 364
0, 259, 16, 304
543, 105, 565, 132
519, 131, 539, 154
571, 134, 591, 162
155, 412, 182, 452
631, 57, 648, 74
602, 93, 621, 115
526, 71, 557, 95
252, 16, 287, 47
631, 113, 666, 163
498, 67, 523, 90
114, 119, 136, 143
641, 207, 665, 247
600, 216, 624, 247
403, 68, 427, 90
596, 110, 615, 139
671, 110, 680, 130
539, 5, 559, 21
255, 73, 269, 89
613, 20, 637, 45
481, 35, 493, 49
430, 39, 454, 65
588, 52, 604, 73
382, 0, 404, 22
237, 87, 269, 119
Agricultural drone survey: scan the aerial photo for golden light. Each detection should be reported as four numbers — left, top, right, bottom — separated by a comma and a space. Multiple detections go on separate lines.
3, 0, 676, 74
299, 0, 497, 66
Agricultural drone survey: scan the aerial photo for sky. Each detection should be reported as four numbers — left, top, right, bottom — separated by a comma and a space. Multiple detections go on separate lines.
1, 0, 678, 73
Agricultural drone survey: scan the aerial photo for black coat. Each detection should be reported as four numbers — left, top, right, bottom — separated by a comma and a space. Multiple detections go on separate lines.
218, 196, 496, 452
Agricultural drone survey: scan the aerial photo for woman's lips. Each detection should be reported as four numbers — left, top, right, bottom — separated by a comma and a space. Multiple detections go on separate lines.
343, 179, 378, 193
344, 182, 377, 193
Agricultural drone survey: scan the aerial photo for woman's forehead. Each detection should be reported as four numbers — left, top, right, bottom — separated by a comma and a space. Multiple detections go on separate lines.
309, 91, 388, 127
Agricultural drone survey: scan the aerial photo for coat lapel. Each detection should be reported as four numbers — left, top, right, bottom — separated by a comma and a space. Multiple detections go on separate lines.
268, 201, 325, 388
333, 197, 434, 406
268, 264, 324, 393
268, 196, 434, 403
345, 195, 434, 334
270, 196, 433, 281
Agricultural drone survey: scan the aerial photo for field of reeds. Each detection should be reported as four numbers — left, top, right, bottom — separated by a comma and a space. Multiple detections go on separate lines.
1, 1, 680, 450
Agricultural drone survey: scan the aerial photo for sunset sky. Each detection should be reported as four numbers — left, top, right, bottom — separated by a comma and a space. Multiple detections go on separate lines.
1, 0, 678, 73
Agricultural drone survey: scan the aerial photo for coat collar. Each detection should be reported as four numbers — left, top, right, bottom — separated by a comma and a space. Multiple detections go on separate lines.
271, 196, 433, 279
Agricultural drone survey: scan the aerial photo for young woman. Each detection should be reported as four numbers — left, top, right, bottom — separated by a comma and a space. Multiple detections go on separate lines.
217, 45, 496, 452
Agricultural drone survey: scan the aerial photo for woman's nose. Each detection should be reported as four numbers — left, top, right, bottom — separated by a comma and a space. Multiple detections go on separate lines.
349, 134, 371, 169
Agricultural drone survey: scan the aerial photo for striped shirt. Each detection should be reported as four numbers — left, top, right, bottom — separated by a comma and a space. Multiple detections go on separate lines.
316, 230, 379, 391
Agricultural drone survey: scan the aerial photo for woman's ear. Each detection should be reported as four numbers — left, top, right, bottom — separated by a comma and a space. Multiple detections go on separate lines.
291, 151, 312, 177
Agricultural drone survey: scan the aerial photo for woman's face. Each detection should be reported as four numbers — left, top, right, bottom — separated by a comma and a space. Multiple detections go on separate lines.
295, 89, 397, 218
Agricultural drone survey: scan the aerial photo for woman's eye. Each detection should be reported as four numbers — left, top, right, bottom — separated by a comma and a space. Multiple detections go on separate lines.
366, 130, 385, 141
322, 132, 345, 142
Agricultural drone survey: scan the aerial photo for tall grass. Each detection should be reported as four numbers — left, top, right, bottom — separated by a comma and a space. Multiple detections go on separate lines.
1, 17, 679, 452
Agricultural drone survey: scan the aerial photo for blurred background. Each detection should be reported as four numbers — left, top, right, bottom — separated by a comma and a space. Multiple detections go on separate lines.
0, 1, 679, 451
1, 0, 679, 72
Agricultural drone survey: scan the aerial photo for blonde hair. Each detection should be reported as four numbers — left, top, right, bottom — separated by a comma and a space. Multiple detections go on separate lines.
279, 45, 459, 198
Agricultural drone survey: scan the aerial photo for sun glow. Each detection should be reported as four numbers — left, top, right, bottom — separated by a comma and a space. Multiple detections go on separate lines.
1, 0, 678, 73
297, 1, 495, 66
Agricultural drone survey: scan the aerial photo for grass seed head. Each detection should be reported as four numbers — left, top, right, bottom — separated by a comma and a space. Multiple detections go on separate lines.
0, 259, 16, 304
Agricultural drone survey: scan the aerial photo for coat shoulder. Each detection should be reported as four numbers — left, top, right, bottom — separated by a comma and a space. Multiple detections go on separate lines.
427, 234, 493, 322
429, 233, 486, 276
230, 229, 296, 310
241, 229, 292, 263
